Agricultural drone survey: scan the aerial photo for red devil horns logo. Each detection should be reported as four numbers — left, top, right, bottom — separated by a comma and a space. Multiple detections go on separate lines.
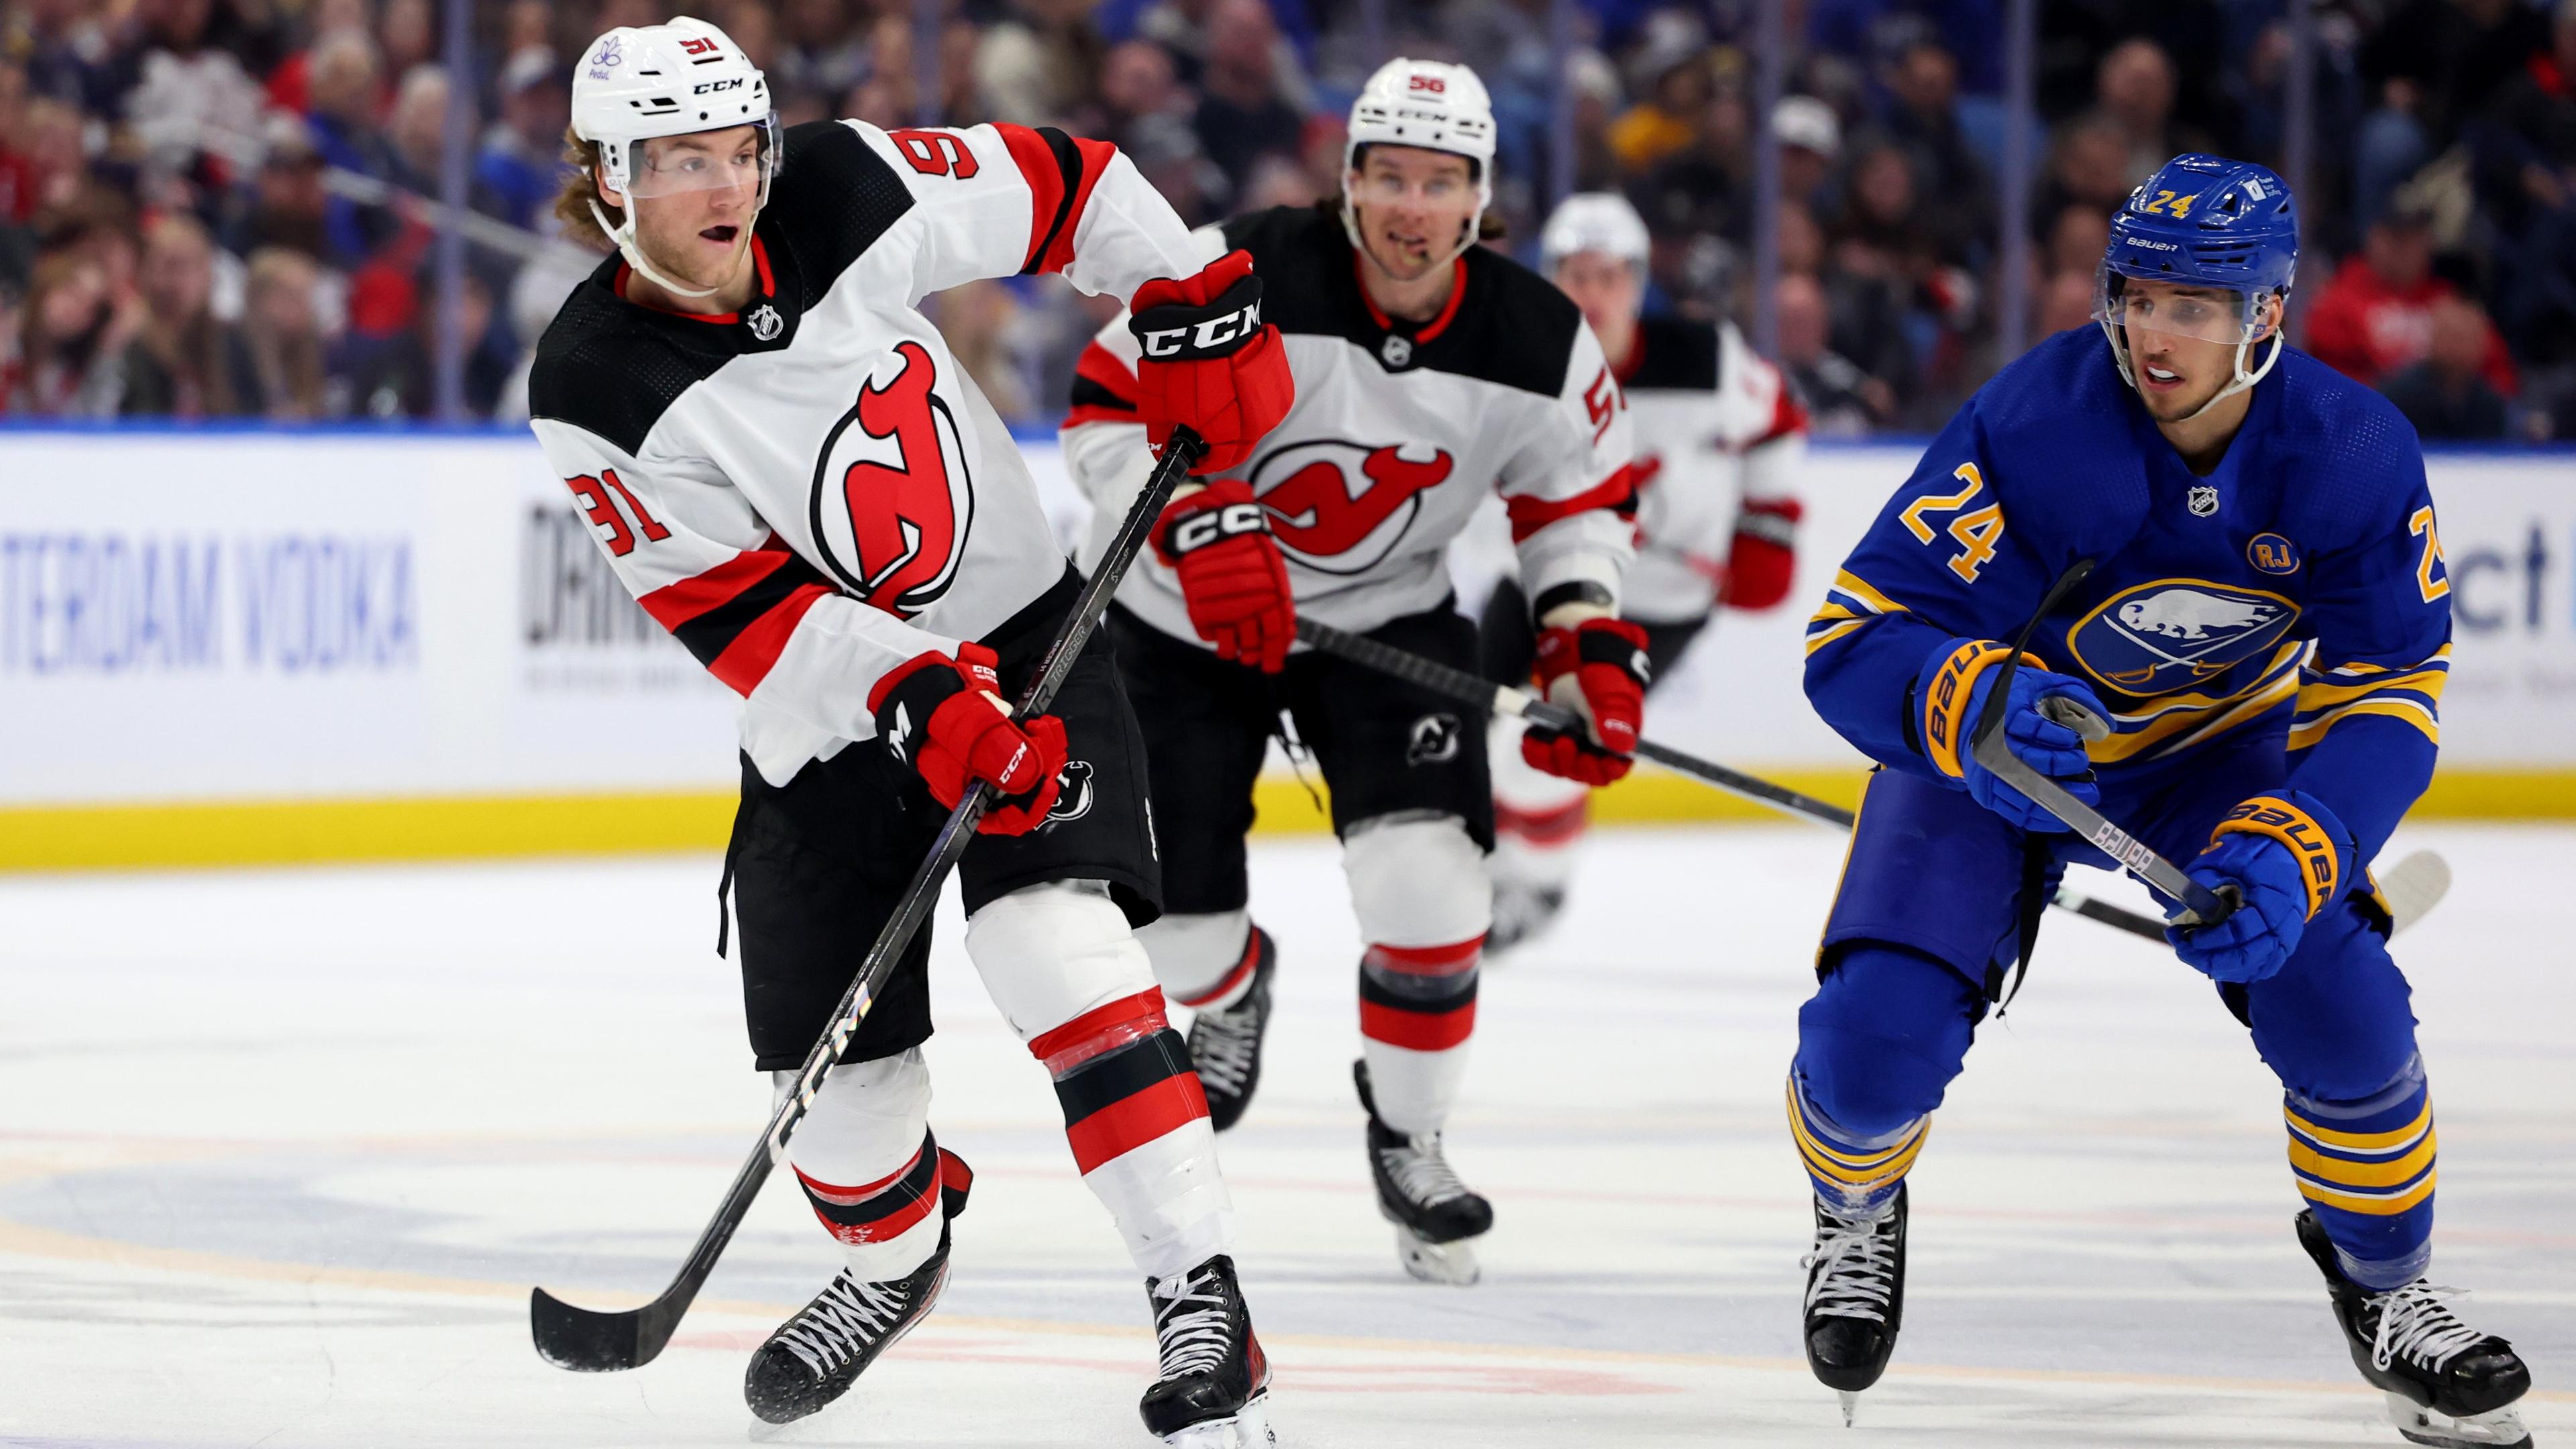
1261, 445, 1452, 561
812, 340, 973, 617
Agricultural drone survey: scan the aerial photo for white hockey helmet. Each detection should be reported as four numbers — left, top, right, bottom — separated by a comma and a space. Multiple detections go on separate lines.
570, 15, 775, 297
1341, 57, 1497, 265
1540, 192, 1651, 274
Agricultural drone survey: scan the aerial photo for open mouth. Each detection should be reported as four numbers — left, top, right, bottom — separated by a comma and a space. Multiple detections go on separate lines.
700, 224, 739, 244
2141, 363, 2184, 390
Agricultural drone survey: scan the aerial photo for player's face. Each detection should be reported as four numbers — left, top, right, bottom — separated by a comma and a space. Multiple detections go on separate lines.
608, 125, 765, 290
1552, 251, 1644, 337
1349, 147, 1479, 282
2119, 280, 2278, 421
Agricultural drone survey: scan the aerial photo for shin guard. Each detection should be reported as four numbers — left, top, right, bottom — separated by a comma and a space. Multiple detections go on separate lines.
1030, 989, 1235, 1279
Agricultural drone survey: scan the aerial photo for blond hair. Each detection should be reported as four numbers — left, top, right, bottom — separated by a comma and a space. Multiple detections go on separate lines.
553, 129, 620, 249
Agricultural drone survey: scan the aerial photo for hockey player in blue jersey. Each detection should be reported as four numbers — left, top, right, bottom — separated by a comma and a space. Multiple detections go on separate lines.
1788, 154, 2533, 1448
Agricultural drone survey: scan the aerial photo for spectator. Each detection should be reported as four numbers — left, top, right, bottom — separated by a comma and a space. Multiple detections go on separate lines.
2308, 209, 2520, 394
2470, 0, 2576, 375
936, 278, 1034, 423
976, 0, 1105, 128
1777, 270, 1890, 436
378, 0, 437, 83
1096, 38, 1185, 151
13, 0, 117, 117
775, 0, 869, 102
2355, 0, 2551, 226
1878, 38, 1990, 264
2380, 294, 2513, 439
347, 266, 508, 418
1634, 62, 1753, 270
2038, 269, 2096, 336
1192, 0, 1303, 201
261, 0, 371, 114
7, 252, 131, 417
1609, 25, 1711, 176
478, 46, 574, 232
2037, 111, 2140, 227
2095, 38, 2200, 188
117, 0, 270, 181
226, 111, 334, 259
2045, 203, 2111, 283
1774, 94, 1841, 213
240, 247, 333, 421
119, 214, 256, 418
5, 97, 89, 227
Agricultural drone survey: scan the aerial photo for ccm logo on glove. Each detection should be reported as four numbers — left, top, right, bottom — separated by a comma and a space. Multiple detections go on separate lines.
1166, 499, 1269, 553
1136, 294, 1264, 360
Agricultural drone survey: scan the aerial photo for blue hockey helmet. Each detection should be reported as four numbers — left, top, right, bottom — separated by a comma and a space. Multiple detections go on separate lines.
2094, 153, 2300, 415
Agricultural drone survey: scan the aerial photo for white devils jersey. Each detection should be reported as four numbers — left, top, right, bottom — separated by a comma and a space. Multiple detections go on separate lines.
1619, 315, 1807, 624
1061, 206, 1635, 643
529, 118, 1201, 786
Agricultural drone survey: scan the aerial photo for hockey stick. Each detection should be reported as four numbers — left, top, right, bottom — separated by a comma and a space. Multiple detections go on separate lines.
528, 427, 1208, 1373
1291, 614, 2187, 943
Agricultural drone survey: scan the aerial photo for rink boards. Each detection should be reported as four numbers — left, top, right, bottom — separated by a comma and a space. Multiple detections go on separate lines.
2, 428, 2572, 867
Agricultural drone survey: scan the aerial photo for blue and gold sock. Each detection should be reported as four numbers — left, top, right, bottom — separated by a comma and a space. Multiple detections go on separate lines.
1786, 1073, 1927, 1215
2286, 1057, 2436, 1290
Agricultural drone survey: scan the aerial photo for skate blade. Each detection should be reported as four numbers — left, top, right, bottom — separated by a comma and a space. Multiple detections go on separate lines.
1158, 1390, 1276, 1448
1837, 1390, 1860, 1428
1393, 1226, 1481, 1286
2387, 1392, 2533, 1449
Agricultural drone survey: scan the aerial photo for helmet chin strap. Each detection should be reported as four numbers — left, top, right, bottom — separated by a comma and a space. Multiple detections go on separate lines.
593, 197, 721, 299
2102, 321, 2285, 423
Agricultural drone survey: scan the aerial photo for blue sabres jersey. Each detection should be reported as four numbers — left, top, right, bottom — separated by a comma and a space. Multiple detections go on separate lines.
1805, 327, 2452, 861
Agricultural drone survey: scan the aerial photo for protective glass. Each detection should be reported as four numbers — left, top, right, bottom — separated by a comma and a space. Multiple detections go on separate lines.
2093, 267, 2263, 345
620, 116, 775, 201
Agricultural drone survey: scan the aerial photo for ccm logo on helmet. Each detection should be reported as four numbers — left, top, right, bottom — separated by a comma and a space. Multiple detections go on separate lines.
1169, 502, 1269, 552
1138, 299, 1263, 360
694, 77, 744, 94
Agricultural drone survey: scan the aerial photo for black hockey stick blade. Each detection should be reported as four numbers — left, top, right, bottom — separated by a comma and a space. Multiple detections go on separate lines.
531, 1285, 674, 1373
527, 427, 1207, 1375
1291, 616, 2202, 941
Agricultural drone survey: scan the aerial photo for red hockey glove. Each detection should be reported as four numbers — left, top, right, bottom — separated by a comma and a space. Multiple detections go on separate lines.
1129, 250, 1293, 475
1152, 478, 1295, 672
868, 644, 1067, 835
1717, 497, 1802, 611
1521, 617, 1650, 786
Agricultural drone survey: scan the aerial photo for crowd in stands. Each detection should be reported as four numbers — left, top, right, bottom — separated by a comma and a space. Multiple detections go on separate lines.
0, 0, 2569, 441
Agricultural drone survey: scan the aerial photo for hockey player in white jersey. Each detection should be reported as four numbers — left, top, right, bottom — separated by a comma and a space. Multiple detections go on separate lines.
526, 19, 1294, 1445
1060, 58, 1642, 1285
1479, 192, 1809, 953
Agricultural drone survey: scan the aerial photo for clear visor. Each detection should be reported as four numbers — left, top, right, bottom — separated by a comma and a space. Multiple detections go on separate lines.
620, 117, 775, 201
2093, 267, 2265, 345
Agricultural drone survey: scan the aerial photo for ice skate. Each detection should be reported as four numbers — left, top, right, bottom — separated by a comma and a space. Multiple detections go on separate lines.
2297, 1210, 2533, 1448
745, 1227, 955, 1430
1139, 1254, 1275, 1448
1187, 928, 1276, 1132
1802, 1184, 1907, 1426
1356, 1061, 1492, 1285
1484, 877, 1564, 957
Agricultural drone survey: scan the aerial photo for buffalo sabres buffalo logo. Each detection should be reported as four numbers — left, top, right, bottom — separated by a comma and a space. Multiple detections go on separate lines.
810, 341, 973, 618
1040, 758, 1095, 828
1245, 439, 1454, 576
2066, 578, 2300, 694
1406, 712, 1462, 766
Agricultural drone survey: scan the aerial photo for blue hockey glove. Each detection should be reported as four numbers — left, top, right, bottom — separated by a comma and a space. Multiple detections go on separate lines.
1914, 637, 2106, 834
2166, 790, 2354, 983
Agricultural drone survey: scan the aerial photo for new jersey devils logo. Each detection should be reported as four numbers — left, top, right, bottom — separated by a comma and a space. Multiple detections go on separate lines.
810, 340, 973, 617
1246, 439, 1454, 576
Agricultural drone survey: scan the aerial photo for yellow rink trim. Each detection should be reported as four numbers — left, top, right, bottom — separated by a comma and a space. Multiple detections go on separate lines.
5, 765, 2576, 870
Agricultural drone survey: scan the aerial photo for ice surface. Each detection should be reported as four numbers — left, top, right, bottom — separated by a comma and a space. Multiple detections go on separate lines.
1, 824, 2569, 1447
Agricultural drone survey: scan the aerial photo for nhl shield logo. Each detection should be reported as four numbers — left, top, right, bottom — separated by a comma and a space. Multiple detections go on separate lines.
747, 303, 784, 341
2187, 485, 2219, 517
1381, 334, 1413, 368
2067, 578, 2300, 693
